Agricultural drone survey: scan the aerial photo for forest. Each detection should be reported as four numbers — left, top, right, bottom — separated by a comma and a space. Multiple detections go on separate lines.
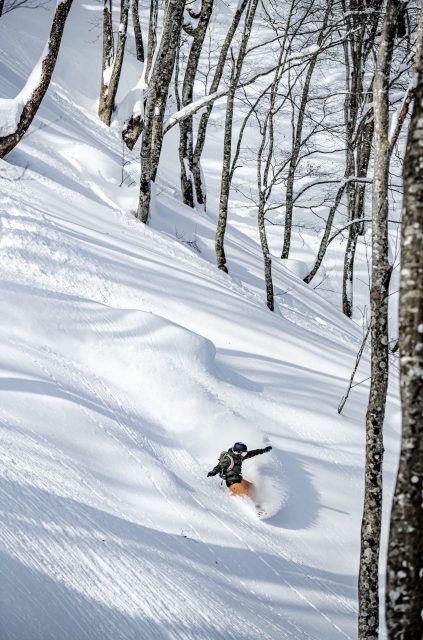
0, 0, 422, 638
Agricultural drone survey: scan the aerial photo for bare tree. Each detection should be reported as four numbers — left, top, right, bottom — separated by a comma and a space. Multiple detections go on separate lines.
340, 0, 380, 317
0, 0, 50, 16
178, 0, 214, 208
0, 0, 73, 158
137, 0, 186, 223
98, 0, 130, 126
386, 11, 423, 637
358, 2, 404, 637
215, 0, 259, 273
121, 0, 158, 149
281, 0, 334, 259
190, 0, 249, 208
132, 0, 144, 62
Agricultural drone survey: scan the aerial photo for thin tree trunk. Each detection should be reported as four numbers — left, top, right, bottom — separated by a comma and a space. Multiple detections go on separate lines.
191, 0, 249, 208
258, 196, 274, 311
122, 0, 157, 148
303, 181, 347, 283
137, 0, 186, 224
179, 0, 214, 208
358, 2, 402, 637
98, 0, 129, 126
215, 0, 259, 272
341, 0, 379, 318
386, 16, 423, 638
145, 0, 158, 81
132, 0, 144, 62
342, 116, 374, 316
0, 0, 74, 158
0, 0, 4, 17
281, 1, 331, 259
98, 0, 113, 121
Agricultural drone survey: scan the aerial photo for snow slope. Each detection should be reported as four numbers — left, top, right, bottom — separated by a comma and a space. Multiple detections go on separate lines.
0, 4, 401, 639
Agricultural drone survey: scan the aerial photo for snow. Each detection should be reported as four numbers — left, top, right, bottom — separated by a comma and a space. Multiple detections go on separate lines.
0, 41, 49, 137
0, 3, 403, 640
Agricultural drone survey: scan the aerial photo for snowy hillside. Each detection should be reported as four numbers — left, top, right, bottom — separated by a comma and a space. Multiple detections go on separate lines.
0, 4, 402, 639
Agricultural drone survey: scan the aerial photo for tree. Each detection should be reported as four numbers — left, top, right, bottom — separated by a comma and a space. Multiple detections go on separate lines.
190, 0, 249, 208
215, 0, 259, 273
281, 0, 334, 259
341, 0, 380, 318
178, 0, 214, 208
137, 0, 186, 223
358, 2, 404, 637
131, 0, 144, 62
0, 0, 74, 158
98, 0, 130, 126
386, 11, 423, 638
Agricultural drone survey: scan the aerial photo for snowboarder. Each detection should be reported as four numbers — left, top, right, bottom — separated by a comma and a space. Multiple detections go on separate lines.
207, 442, 272, 497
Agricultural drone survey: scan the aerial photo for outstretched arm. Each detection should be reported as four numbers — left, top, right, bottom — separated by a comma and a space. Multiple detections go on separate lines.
244, 446, 272, 460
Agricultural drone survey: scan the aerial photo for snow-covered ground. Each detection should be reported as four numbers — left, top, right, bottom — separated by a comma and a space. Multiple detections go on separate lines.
0, 4, 401, 639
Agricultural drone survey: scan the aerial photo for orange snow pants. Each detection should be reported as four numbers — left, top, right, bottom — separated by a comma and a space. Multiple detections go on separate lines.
229, 479, 255, 497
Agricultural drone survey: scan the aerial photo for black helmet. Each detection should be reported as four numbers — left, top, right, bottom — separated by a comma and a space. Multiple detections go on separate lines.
233, 442, 247, 453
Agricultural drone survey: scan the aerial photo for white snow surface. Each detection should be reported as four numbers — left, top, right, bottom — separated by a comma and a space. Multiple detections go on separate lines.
0, 4, 401, 640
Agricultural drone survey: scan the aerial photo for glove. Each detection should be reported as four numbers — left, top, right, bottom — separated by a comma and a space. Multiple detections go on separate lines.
207, 471, 214, 477
264, 445, 272, 452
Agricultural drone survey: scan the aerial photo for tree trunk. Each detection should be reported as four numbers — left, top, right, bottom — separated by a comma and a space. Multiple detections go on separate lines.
386, 18, 423, 639
341, 0, 379, 318
145, 0, 158, 81
358, 2, 402, 637
342, 117, 374, 317
179, 0, 214, 208
258, 196, 274, 311
281, 1, 331, 259
215, 0, 259, 272
98, 0, 129, 126
191, 0, 249, 208
303, 181, 347, 284
0, 0, 74, 158
137, 0, 186, 224
132, 0, 144, 62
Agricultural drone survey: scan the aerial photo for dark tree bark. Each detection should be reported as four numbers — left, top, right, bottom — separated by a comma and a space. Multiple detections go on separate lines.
0, 0, 4, 16
303, 181, 347, 284
281, 1, 332, 259
341, 0, 381, 318
215, 0, 259, 273
358, 2, 403, 637
191, 0, 249, 208
0, 0, 74, 158
132, 0, 144, 62
137, 0, 186, 224
178, 0, 214, 208
386, 17, 423, 639
145, 0, 158, 81
121, 0, 157, 149
98, 0, 129, 126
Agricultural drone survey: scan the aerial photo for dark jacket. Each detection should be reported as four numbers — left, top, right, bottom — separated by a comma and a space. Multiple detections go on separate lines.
208, 447, 270, 487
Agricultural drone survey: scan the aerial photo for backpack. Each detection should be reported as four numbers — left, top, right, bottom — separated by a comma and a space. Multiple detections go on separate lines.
218, 451, 235, 478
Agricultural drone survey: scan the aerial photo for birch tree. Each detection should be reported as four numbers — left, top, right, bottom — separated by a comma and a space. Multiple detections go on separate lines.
358, 2, 405, 636
215, 0, 259, 273
98, 0, 130, 126
281, 0, 334, 259
0, 0, 74, 158
190, 0, 249, 208
386, 13, 423, 637
178, 0, 214, 207
137, 0, 186, 223
132, 0, 144, 62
